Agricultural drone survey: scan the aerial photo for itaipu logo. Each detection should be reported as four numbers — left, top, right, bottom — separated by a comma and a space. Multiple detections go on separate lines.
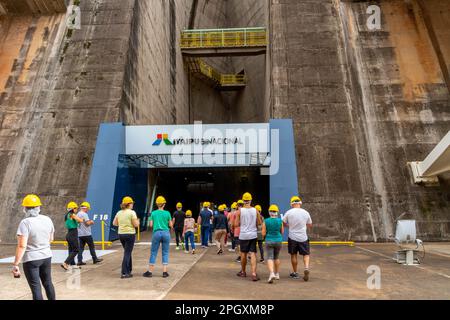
152, 134, 173, 146
152, 133, 243, 146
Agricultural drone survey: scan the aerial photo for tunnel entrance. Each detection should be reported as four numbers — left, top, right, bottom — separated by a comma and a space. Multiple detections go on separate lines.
85, 120, 298, 241
154, 167, 269, 219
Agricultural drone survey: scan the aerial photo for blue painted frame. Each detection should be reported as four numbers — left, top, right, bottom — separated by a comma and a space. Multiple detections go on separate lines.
86, 120, 298, 241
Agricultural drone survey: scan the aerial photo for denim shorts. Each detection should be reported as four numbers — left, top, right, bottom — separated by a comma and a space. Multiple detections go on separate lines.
265, 242, 282, 260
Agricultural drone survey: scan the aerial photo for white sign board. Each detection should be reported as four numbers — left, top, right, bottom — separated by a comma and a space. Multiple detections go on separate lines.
125, 123, 270, 155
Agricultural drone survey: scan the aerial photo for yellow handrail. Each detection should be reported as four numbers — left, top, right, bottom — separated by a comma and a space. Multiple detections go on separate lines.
51, 240, 113, 246
101, 221, 105, 250
51, 220, 112, 249
181, 27, 268, 49
192, 59, 246, 87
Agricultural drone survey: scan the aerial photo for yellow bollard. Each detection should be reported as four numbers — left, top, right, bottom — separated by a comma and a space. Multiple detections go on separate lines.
101, 220, 105, 251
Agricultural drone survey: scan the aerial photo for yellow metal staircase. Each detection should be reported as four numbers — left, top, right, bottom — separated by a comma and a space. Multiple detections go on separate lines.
181, 27, 268, 90
188, 58, 246, 90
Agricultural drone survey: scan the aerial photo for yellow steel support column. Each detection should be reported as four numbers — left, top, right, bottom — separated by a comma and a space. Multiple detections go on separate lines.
101, 220, 105, 250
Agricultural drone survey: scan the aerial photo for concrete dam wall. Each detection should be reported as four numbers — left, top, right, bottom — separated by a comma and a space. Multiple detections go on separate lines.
0, 0, 449, 243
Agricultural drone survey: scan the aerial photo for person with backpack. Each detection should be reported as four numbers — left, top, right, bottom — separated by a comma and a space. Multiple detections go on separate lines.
183, 210, 196, 254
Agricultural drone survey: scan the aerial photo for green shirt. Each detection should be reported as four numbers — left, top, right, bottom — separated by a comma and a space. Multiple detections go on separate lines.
116, 209, 138, 235
150, 209, 171, 231
65, 213, 79, 230
265, 217, 283, 242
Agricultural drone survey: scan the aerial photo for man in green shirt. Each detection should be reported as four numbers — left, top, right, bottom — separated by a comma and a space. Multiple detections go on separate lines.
143, 196, 173, 278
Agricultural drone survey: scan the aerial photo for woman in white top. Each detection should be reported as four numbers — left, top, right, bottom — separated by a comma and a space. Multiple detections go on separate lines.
12, 194, 56, 300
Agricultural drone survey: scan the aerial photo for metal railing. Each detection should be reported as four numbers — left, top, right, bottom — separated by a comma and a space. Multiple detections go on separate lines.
191, 59, 246, 87
52, 221, 113, 250
181, 27, 268, 49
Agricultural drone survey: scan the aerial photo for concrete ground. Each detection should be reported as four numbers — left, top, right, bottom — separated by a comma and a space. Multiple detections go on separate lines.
1, 235, 450, 300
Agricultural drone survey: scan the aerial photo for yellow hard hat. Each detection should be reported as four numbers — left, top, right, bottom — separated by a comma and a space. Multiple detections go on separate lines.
22, 194, 42, 207
218, 204, 225, 211
231, 202, 237, 209
290, 196, 302, 204
237, 200, 244, 205
269, 204, 279, 212
122, 196, 134, 205
176, 202, 182, 208
156, 196, 166, 205
222, 204, 227, 210
186, 210, 192, 217
203, 201, 210, 207
255, 205, 262, 212
67, 201, 78, 210
80, 201, 91, 209
242, 192, 252, 201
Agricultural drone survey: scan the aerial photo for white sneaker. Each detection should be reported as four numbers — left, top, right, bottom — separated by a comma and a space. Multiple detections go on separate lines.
274, 273, 280, 280
268, 273, 276, 284
184, 250, 189, 254
228, 248, 235, 252
175, 246, 180, 250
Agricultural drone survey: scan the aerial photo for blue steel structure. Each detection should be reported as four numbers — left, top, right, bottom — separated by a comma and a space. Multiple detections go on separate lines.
86, 120, 298, 241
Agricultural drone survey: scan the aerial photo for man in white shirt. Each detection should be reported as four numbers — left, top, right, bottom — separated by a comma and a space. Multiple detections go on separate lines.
235, 192, 262, 281
283, 196, 312, 281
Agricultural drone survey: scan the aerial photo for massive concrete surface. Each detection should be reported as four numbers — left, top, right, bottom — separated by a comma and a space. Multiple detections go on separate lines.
0, 0, 449, 243
270, 0, 450, 241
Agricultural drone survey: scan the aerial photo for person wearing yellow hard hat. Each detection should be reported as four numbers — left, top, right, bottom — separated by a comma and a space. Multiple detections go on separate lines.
227, 202, 239, 254
283, 196, 312, 282
182, 210, 196, 254
13, 194, 56, 300
143, 196, 173, 278
235, 192, 263, 281
262, 205, 284, 283
198, 201, 213, 248
61, 202, 84, 271
76, 202, 103, 266
254, 205, 265, 263
112, 196, 139, 278
221, 204, 230, 247
212, 205, 229, 254
172, 202, 186, 250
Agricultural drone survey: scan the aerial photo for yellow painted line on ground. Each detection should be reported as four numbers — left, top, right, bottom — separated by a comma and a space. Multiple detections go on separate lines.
279, 241, 354, 247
